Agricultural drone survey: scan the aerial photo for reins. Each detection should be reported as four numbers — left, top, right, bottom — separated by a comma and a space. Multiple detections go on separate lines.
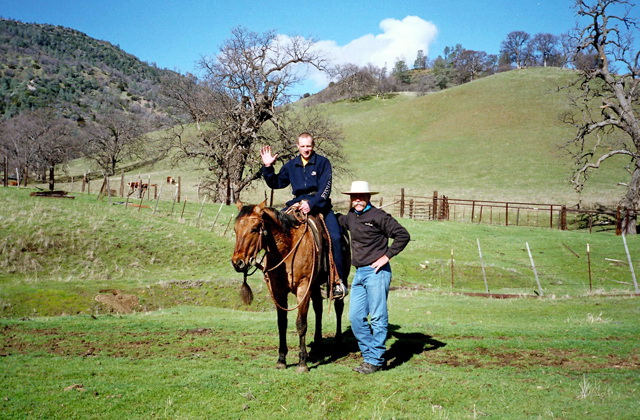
243, 210, 318, 312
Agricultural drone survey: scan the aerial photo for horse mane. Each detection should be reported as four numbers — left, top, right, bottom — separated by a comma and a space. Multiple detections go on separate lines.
236, 204, 301, 232
273, 208, 300, 231
236, 204, 257, 219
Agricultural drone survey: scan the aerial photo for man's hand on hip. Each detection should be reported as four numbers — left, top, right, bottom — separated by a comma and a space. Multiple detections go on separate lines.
371, 255, 390, 273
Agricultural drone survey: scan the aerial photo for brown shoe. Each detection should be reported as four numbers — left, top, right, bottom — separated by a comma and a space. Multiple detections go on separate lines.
353, 362, 383, 374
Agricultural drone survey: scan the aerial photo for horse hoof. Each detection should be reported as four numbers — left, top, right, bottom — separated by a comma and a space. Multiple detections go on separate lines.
276, 362, 286, 370
296, 365, 309, 373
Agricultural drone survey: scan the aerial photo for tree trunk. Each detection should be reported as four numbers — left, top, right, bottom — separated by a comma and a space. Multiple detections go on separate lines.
621, 164, 640, 234
49, 166, 55, 191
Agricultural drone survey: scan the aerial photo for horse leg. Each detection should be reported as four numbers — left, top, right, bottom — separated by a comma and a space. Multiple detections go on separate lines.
311, 284, 323, 348
276, 306, 288, 369
334, 298, 344, 344
295, 291, 311, 373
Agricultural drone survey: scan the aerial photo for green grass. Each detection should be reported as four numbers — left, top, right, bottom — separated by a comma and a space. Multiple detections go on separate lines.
1, 186, 638, 419
3, 68, 639, 418
1, 295, 638, 419
2, 187, 639, 318
50, 68, 627, 211
320, 68, 627, 207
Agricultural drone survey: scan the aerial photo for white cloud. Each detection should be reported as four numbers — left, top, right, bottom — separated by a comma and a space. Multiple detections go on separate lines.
302, 16, 438, 92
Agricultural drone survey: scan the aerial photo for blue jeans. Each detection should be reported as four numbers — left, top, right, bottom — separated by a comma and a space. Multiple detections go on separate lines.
349, 264, 391, 366
323, 210, 345, 280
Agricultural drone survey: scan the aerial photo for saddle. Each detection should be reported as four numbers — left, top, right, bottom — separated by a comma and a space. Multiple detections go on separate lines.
285, 207, 341, 290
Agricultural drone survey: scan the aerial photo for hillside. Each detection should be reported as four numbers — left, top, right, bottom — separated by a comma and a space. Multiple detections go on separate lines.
0, 18, 182, 119
152, 67, 624, 210
322, 67, 626, 208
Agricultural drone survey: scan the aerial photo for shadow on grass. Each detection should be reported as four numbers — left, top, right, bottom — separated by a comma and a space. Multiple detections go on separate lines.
309, 323, 446, 371
385, 324, 447, 369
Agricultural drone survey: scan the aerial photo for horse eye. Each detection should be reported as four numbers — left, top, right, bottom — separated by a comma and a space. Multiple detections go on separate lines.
251, 226, 261, 233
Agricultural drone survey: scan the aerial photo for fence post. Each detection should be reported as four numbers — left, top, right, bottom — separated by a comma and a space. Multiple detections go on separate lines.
432, 191, 438, 220
223, 214, 234, 236
526, 242, 544, 296
177, 176, 182, 203
400, 188, 405, 218
587, 243, 592, 292
477, 238, 489, 293
505, 202, 509, 226
622, 234, 640, 293
560, 206, 567, 230
120, 171, 125, 197
3, 156, 7, 187
450, 248, 455, 288
549, 205, 554, 229
471, 200, 476, 222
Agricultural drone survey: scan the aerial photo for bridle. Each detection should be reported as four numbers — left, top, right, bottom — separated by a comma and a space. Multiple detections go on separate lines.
239, 211, 317, 312
238, 216, 268, 277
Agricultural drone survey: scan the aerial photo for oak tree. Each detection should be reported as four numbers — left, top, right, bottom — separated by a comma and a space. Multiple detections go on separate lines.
563, 0, 639, 233
164, 27, 344, 203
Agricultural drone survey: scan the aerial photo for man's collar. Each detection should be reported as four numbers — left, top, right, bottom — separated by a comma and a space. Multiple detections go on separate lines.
354, 203, 372, 215
295, 152, 315, 165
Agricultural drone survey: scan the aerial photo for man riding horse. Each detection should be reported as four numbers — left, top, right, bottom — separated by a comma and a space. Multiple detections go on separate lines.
260, 132, 347, 299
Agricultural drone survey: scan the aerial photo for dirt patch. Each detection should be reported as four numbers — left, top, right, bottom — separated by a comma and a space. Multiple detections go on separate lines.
427, 347, 640, 370
94, 289, 140, 313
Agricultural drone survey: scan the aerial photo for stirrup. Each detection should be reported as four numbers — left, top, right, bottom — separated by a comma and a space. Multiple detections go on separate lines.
332, 282, 347, 300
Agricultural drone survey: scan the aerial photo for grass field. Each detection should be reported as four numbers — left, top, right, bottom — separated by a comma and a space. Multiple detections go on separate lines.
1, 187, 639, 418
2, 294, 638, 419
2, 187, 639, 318
50, 68, 627, 211
2, 68, 638, 418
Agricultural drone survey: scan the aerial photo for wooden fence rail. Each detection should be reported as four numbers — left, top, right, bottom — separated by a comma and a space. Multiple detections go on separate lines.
394, 190, 637, 234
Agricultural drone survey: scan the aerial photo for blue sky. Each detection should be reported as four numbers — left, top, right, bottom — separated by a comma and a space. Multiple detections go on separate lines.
0, 0, 632, 96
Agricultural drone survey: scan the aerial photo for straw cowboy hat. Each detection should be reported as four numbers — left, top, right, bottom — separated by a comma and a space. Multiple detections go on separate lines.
342, 181, 379, 195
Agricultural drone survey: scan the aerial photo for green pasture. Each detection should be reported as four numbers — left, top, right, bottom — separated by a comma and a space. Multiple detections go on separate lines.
1, 187, 639, 318
51, 68, 627, 211
1, 294, 638, 419
1, 184, 639, 418
2, 67, 638, 418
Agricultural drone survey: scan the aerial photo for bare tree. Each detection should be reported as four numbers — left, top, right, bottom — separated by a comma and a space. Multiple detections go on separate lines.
164, 27, 344, 203
531, 33, 559, 67
84, 109, 154, 176
500, 31, 533, 69
0, 108, 78, 188
559, 33, 578, 68
453, 49, 489, 83
562, 0, 639, 233
323, 63, 385, 101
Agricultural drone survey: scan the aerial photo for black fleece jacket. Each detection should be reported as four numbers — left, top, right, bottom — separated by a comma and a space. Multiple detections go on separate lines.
338, 206, 410, 267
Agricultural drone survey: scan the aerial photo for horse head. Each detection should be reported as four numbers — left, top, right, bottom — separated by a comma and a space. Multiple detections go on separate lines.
231, 200, 269, 273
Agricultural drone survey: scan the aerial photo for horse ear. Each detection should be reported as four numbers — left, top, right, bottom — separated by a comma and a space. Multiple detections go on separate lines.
235, 201, 244, 211
257, 199, 267, 210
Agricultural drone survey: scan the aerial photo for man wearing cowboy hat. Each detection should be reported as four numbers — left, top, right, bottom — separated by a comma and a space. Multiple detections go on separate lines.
339, 181, 410, 374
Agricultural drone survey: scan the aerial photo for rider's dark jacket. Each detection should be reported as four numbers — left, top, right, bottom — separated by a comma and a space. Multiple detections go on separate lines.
261, 152, 332, 213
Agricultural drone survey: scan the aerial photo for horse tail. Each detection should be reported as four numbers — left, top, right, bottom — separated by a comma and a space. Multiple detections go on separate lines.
240, 277, 254, 305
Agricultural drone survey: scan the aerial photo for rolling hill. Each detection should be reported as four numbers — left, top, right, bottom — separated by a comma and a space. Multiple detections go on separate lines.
323, 67, 626, 209
119, 67, 624, 210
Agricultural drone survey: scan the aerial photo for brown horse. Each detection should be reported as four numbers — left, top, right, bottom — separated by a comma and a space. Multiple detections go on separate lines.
231, 200, 345, 372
